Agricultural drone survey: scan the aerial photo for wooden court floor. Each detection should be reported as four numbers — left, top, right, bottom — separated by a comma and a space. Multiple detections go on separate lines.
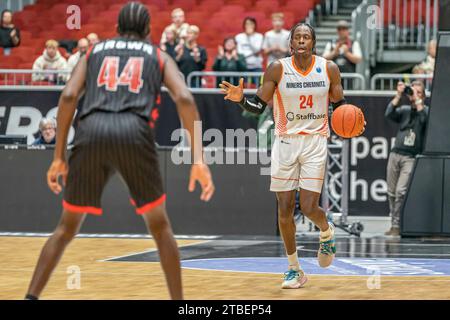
1, 236, 450, 300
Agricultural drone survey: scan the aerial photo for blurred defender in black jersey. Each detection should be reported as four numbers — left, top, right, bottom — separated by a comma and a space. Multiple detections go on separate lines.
25, 2, 214, 300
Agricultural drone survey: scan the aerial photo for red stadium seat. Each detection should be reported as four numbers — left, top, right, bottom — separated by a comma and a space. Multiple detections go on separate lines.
170, 0, 197, 11
6, 0, 318, 72
0, 56, 24, 69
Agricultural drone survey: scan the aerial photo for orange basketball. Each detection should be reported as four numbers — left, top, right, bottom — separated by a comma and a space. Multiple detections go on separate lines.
331, 104, 365, 138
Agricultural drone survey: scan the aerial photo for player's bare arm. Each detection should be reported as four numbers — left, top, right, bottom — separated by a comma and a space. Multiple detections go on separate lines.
219, 60, 282, 113
48, 56, 87, 194
161, 51, 214, 201
327, 60, 366, 132
327, 60, 345, 105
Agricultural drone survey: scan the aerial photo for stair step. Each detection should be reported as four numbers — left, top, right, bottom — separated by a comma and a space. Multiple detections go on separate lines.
319, 21, 351, 28
340, 3, 359, 9
337, 8, 355, 15
325, 15, 352, 21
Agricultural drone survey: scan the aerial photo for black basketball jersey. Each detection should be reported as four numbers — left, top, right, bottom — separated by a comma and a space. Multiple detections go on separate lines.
79, 37, 163, 120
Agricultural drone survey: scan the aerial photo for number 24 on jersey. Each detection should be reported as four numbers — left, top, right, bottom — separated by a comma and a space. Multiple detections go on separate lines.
299, 95, 313, 109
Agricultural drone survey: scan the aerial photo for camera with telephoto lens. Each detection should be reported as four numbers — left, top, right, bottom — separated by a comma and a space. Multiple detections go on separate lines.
403, 85, 414, 97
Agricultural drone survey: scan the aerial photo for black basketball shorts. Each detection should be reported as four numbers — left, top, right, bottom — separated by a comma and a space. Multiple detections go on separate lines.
63, 111, 165, 215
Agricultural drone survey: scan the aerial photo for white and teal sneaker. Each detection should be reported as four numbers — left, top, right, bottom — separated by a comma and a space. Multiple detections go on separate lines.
281, 268, 308, 289
317, 222, 336, 268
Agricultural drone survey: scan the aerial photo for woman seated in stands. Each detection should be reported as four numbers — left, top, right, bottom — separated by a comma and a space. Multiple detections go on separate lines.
33, 118, 56, 146
213, 37, 247, 88
160, 26, 178, 60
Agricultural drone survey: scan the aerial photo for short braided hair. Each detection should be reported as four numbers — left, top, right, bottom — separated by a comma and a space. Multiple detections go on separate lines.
117, 2, 150, 39
289, 22, 316, 54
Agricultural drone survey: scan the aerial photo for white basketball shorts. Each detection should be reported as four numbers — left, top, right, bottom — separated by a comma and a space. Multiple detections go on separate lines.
270, 134, 328, 193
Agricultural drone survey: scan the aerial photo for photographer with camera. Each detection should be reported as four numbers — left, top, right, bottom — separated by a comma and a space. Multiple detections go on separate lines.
384, 81, 429, 236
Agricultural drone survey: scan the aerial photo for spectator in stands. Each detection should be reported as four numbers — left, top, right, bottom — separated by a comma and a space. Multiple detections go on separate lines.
0, 9, 20, 54
213, 37, 247, 87
384, 80, 429, 237
263, 13, 290, 66
412, 39, 436, 75
160, 26, 178, 59
175, 25, 207, 88
160, 8, 189, 45
322, 20, 362, 73
32, 118, 56, 146
87, 33, 100, 46
235, 17, 264, 85
67, 38, 89, 73
32, 40, 69, 83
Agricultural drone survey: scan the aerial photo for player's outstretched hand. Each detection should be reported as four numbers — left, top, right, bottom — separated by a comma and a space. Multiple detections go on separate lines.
47, 159, 68, 194
219, 78, 244, 102
189, 163, 215, 202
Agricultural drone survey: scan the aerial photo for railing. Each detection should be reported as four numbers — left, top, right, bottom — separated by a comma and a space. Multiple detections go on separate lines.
0, 69, 185, 87
187, 71, 367, 90
0, 0, 34, 11
186, 71, 264, 89
0, 69, 71, 86
381, 0, 438, 50
370, 73, 433, 91
0, 69, 367, 91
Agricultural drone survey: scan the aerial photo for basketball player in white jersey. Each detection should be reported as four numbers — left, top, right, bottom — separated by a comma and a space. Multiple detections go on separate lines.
220, 23, 363, 289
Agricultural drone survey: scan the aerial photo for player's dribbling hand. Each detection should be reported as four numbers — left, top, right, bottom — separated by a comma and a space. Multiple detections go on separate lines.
219, 78, 244, 102
188, 163, 215, 202
47, 158, 68, 194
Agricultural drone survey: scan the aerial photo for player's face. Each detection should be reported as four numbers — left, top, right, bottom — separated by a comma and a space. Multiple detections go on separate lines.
291, 26, 314, 55
2, 12, 12, 25
41, 124, 55, 143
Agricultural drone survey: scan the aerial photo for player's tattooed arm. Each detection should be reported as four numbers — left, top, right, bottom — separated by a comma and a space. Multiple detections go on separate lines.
47, 55, 87, 194
327, 60, 346, 110
161, 51, 215, 202
219, 60, 282, 114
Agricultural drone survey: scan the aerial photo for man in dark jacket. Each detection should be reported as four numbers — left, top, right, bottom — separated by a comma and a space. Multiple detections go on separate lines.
384, 80, 429, 236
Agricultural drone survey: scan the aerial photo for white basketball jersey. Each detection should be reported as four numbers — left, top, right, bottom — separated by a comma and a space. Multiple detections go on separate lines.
273, 55, 330, 136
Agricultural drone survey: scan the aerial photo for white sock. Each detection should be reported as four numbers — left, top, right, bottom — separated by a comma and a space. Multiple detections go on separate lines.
287, 251, 300, 270
320, 223, 333, 240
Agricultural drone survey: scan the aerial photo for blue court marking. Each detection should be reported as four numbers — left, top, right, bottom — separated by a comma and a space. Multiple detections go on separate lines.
181, 257, 450, 276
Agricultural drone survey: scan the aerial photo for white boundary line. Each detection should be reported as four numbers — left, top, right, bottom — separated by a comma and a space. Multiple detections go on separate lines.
99, 240, 213, 262
0, 232, 218, 240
